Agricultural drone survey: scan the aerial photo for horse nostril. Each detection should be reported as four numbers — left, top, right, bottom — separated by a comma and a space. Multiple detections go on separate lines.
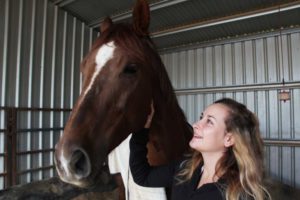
70, 149, 91, 179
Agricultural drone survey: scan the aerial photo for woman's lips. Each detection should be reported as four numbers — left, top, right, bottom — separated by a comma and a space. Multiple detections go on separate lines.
193, 134, 203, 139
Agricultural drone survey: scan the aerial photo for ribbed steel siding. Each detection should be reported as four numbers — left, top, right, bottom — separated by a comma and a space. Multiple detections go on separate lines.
0, 109, 4, 189
0, 0, 97, 187
161, 31, 300, 188
0, 0, 8, 190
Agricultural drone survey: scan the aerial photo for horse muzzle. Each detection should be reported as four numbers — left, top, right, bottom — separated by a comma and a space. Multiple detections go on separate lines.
54, 147, 92, 187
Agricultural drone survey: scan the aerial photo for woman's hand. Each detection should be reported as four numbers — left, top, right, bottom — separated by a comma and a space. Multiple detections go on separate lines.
144, 102, 154, 128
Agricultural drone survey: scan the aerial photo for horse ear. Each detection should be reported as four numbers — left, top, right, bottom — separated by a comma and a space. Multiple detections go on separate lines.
100, 17, 113, 33
133, 0, 150, 36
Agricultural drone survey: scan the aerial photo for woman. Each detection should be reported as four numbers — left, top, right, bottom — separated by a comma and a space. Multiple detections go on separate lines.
129, 98, 271, 200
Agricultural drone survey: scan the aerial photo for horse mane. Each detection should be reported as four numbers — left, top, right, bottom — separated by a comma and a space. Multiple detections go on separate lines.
147, 45, 193, 162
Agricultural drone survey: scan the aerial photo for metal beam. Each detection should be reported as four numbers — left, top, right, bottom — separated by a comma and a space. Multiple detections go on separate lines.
264, 139, 300, 147
151, 1, 300, 38
53, 0, 77, 7
89, 0, 189, 28
175, 81, 300, 95
158, 27, 300, 54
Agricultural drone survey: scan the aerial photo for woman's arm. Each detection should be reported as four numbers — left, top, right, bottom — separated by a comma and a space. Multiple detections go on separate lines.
129, 128, 176, 188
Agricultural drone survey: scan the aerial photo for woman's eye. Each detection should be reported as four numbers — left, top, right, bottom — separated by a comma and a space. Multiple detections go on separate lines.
207, 119, 213, 125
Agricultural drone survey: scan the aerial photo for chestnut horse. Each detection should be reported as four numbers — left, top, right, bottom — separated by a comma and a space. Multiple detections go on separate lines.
54, 0, 192, 198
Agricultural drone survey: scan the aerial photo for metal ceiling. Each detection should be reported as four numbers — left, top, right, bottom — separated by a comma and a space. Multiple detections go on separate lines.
51, 0, 300, 52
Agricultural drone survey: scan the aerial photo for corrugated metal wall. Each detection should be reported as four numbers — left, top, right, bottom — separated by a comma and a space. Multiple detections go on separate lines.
161, 31, 300, 188
0, 0, 98, 188
0, 0, 299, 191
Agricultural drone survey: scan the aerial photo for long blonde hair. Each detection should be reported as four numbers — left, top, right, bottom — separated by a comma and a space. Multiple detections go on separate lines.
177, 98, 271, 200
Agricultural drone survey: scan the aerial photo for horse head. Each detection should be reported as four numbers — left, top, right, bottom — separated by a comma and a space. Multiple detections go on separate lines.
54, 0, 192, 187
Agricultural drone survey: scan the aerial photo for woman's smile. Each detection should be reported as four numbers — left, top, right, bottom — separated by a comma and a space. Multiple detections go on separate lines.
193, 134, 203, 139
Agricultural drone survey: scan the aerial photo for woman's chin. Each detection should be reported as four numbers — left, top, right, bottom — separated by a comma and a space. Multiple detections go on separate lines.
189, 139, 197, 149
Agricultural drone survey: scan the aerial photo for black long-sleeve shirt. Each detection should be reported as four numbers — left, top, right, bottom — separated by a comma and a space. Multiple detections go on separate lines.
129, 128, 225, 200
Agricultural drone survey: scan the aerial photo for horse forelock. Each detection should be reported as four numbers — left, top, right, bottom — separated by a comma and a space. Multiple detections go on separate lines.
103, 24, 153, 63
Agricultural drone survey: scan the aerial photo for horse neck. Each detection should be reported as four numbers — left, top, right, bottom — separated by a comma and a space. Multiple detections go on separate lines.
146, 49, 192, 162
150, 98, 192, 162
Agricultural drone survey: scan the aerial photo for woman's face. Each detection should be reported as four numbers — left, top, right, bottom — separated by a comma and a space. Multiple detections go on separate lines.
189, 103, 231, 153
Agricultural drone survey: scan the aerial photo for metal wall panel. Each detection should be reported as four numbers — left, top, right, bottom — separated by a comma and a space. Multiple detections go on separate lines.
0, 110, 4, 189
0, 0, 97, 188
0, 0, 8, 190
161, 31, 300, 188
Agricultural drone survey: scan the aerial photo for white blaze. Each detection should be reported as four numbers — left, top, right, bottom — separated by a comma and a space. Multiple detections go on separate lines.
58, 42, 115, 183
83, 41, 116, 97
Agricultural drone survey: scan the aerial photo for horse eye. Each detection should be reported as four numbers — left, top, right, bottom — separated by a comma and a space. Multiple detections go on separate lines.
123, 64, 137, 74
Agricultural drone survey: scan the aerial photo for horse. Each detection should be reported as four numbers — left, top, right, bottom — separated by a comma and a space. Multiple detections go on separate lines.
54, 0, 193, 199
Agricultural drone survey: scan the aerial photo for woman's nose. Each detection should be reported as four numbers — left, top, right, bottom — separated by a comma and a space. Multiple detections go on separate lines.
193, 120, 202, 129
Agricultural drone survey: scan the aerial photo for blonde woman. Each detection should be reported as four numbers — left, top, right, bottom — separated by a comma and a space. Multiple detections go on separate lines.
129, 98, 271, 200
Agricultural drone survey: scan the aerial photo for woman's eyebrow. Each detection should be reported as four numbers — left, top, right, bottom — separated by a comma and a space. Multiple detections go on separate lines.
207, 114, 216, 121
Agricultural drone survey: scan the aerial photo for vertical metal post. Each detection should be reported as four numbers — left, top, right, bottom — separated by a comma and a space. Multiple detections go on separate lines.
5, 108, 17, 187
